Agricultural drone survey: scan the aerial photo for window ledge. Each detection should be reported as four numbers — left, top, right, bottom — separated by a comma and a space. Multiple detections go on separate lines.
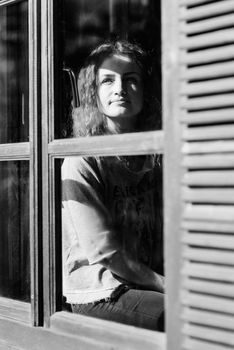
50, 311, 167, 350
0, 299, 166, 349
0, 297, 31, 325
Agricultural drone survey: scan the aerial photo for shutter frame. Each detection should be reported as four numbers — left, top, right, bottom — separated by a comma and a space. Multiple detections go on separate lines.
163, 0, 234, 349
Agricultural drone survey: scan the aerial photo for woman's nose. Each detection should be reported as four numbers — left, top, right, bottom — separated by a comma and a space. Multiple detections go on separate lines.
114, 78, 126, 95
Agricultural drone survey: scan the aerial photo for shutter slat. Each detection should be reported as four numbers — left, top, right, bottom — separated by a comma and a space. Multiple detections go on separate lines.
183, 324, 234, 346
180, 29, 234, 49
182, 170, 234, 186
182, 62, 234, 80
181, 78, 234, 96
180, 0, 219, 6
181, 94, 234, 110
182, 188, 234, 204
183, 338, 233, 350
181, 232, 234, 249
182, 308, 234, 330
181, 108, 234, 125
182, 292, 234, 313
182, 262, 234, 282
180, 1, 234, 21
182, 220, 234, 233
182, 246, 234, 264
166, 0, 234, 347
181, 45, 234, 65
182, 278, 234, 297
183, 125, 234, 140
183, 204, 234, 221
183, 140, 234, 154
181, 14, 234, 34
183, 154, 234, 169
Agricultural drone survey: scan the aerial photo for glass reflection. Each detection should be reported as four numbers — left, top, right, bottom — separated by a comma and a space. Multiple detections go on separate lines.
0, 161, 30, 302
62, 154, 164, 331
57, 0, 161, 138
0, 1, 29, 143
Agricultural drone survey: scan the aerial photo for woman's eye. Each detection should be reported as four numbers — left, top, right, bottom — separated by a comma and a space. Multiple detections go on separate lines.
101, 78, 114, 84
126, 77, 138, 84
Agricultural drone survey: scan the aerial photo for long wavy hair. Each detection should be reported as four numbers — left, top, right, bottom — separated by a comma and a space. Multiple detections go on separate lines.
72, 40, 161, 137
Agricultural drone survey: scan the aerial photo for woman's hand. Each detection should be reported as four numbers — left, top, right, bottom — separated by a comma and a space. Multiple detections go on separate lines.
101, 250, 165, 293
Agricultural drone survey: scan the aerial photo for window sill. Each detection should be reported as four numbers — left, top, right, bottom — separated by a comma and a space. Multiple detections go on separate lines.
0, 296, 31, 325
50, 311, 167, 350
0, 298, 166, 349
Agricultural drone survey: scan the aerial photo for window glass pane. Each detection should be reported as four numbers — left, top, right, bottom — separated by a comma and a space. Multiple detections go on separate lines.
0, 1, 29, 143
0, 161, 30, 302
56, 0, 161, 138
61, 154, 164, 331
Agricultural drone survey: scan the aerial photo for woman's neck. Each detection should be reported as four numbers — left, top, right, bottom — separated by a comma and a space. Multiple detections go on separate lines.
106, 116, 137, 134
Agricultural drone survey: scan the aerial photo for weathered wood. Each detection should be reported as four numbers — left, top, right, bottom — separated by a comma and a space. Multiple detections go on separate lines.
183, 140, 234, 154
50, 312, 166, 350
180, 13, 234, 34
180, 94, 234, 110
29, 0, 43, 327
182, 323, 234, 346
182, 307, 234, 330
182, 170, 234, 186
182, 220, 234, 232
182, 278, 234, 297
182, 154, 234, 169
183, 204, 234, 221
0, 143, 29, 160
0, 297, 31, 324
48, 131, 164, 157
181, 232, 234, 248
182, 187, 234, 203
162, 0, 183, 348
183, 337, 233, 350
182, 246, 234, 264
182, 291, 234, 313
181, 108, 234, 125
182, 262, 234, 282
180, 28, 234, 49
181, 62, 234, 80
176, 0, 234, 348
0, 316, 109, 350
179, 0, 234, 21
0, 0, 23, 6
179, 0, 221, 6
180, 45, 234, 65
180, 77, 234, 96
183, 125, 234, 141
41, 0, 53, 325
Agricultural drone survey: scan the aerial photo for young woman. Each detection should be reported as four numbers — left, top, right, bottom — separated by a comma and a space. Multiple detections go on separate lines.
62, 40, 164, 331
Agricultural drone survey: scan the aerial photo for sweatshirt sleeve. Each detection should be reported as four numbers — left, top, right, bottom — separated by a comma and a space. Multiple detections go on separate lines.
62, 157, 118, 265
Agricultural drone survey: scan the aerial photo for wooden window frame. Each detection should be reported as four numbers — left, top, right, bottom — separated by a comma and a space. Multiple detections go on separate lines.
0, 0, 43, 327
41, 0, 167, 349
0, 0, 169, 348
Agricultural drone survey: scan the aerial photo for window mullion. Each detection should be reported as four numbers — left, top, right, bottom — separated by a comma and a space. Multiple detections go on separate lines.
29, 0, 43, 326
48, 131, 164, 158
41, 0, 56, 326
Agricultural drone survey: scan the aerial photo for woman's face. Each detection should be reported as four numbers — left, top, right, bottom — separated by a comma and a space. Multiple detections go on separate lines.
96, 54, 143, 130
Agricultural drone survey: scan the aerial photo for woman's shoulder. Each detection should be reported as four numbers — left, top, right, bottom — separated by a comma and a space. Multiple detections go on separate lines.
62, 156, 99, 177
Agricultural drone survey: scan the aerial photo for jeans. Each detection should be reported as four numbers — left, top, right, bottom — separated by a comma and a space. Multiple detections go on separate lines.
71, 288, 165, 332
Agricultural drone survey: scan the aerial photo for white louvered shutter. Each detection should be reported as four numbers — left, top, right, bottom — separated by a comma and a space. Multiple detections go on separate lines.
163, 0, 234, 349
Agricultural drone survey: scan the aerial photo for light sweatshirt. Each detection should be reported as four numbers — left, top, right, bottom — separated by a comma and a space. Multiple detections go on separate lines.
62, 155, 163, 304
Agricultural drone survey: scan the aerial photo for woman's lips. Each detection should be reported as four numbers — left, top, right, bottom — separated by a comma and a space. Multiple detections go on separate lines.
110, 99, 130, 104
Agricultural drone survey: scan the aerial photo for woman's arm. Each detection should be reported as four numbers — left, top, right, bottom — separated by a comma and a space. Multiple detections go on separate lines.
102, 250, 165, 293
62, 156, 164, 293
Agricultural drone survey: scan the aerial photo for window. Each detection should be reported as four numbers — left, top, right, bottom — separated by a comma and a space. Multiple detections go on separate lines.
52, 0, 165, 334
0, 0, 233, 349
0, 1, 30, 302
163, 0, 234, 349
